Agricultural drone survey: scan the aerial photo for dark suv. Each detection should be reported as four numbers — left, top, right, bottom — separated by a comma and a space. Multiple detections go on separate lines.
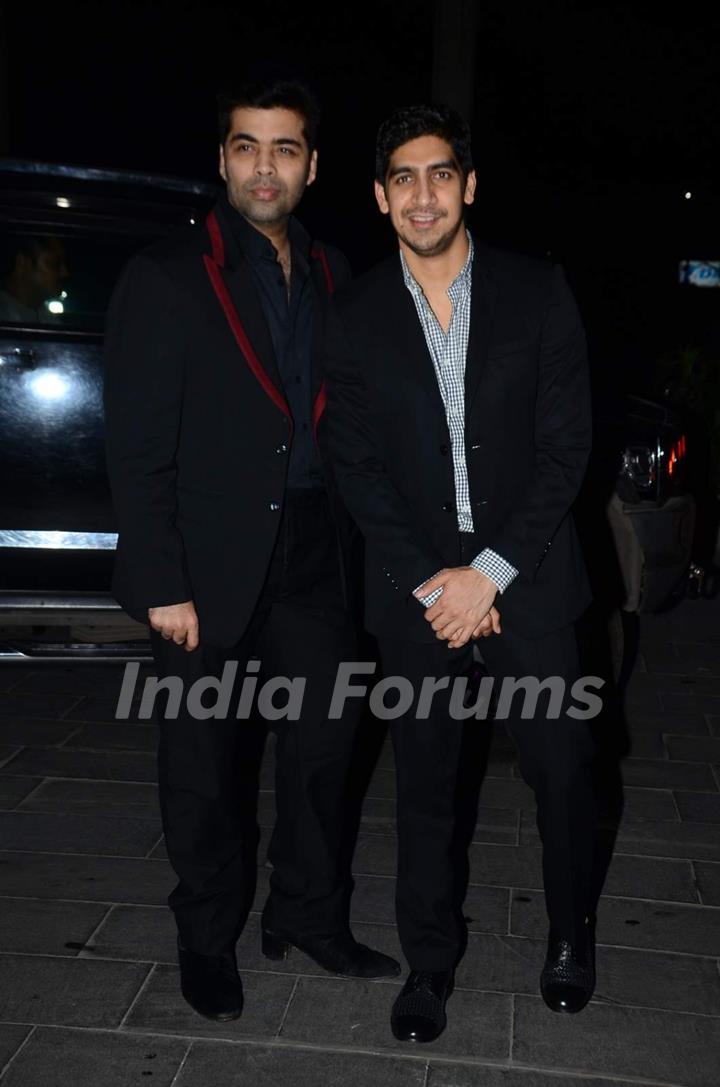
0, 160, 216, 659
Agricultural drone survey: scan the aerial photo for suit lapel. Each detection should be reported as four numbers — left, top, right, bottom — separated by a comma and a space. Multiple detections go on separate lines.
203, 207, 290, 421
464, 244, 498, 416
378, 256, 447, 420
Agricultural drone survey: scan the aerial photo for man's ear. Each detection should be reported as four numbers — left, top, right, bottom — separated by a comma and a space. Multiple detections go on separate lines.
374, 180, 390, 215
306, 148, 318, 187
463, 169, 477, 206
218, 144, 227, 182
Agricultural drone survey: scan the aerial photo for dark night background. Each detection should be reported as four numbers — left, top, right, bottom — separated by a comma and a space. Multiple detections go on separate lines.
3, 0, 719, 387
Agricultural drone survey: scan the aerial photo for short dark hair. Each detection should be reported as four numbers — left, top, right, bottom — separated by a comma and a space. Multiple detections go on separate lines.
217, 78, 321, 151
0, 235, 55, 278
375, 103, 473, 184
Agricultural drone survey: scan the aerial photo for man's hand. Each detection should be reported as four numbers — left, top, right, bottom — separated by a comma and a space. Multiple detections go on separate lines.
414, 567, 499, 648
148, 601, 199, 651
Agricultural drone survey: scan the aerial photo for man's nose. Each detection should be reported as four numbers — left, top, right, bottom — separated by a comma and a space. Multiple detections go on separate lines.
415, 178, 437, 205
254, 149, 276, 175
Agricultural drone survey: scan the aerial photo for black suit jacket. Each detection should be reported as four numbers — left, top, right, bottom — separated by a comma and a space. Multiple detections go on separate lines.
103, 197, 356, 648
324, 238, 592, 642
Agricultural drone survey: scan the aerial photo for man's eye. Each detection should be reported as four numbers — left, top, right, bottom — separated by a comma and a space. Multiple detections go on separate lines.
278, 147, 296, 155
395, 175, 412, 184
435, 171, 451, 179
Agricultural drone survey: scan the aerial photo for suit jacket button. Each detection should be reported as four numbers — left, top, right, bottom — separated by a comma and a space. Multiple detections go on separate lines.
442, 501, 455, 513
269, 502, 281, 511
440, 444, 449, 455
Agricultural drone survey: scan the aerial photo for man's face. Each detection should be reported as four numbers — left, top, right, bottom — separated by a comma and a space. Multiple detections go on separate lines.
374, 135, 476, 257
21, 238, 69, 305
219, 106, 317, 226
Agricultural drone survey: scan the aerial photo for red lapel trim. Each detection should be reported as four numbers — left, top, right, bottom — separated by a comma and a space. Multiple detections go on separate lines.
204, 211, 292, 427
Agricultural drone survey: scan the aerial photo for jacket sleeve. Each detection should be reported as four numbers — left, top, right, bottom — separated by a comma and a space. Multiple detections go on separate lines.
486, 264, 592, 581
103, 253, 193, 610
324, 300, 446, 598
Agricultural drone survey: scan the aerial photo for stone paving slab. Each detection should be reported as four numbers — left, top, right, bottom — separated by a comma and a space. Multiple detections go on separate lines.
620, 757, 717, 790
427, 1063, 685, 1086
666, 734, 720, 763
16, 778, 159, 819
0, 747, 21, 769
626, 709, 711, 734
0, 692, 82, 720
0, 775, 42, 809
513, 993, 720, 1086
0, 811, 161, 857
0, 852, 172, 904
0, 898, 109, 957
674, 789, 720, 823
176, 1040, 427, 1087
0, 954, 149, 1029
694, 861, 720, 907
0, 1023, 32, 1073
0, 746, 158, 783
280, 976, 512, 1062
123, 963, 296, 1041
0, 1026, 188, 1087
62, 695, 151, 723
63, 722, 159, 753
520, 811, 720, 861
510, 888, 720, 958
6, 666, 150, 697
0, 719, 81, 746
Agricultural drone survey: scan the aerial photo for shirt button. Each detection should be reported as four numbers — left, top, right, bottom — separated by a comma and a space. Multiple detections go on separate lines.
442, 501, 455, 513
269, 502, 281, 512
440, 444, 449, 455
275, 443, 288, 455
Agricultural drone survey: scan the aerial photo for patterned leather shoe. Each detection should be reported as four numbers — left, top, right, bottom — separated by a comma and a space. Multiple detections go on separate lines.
390, 970, 454, 1043
540, 921, 595, 1014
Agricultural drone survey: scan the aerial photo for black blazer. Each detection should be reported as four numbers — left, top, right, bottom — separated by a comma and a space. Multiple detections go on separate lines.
324, 238, 592, 642
104, 197, 356, 648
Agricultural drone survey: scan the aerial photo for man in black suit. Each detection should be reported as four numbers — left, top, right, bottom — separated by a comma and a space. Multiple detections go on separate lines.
104, 78, 399, 1022
325, 104, 598, 1041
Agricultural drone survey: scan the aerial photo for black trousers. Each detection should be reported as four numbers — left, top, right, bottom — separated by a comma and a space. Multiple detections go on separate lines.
378, 534, 598, 972
150, 489, 360, 956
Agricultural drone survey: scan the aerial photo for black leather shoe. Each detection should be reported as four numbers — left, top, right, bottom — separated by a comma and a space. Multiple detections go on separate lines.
390, 970, 454, 1043
177, 938, 243, 1021
540, 921, 595, 1014
262, 927, 400, 978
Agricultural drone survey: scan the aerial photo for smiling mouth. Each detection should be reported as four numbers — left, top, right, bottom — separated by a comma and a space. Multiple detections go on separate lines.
407, 214, 442, 228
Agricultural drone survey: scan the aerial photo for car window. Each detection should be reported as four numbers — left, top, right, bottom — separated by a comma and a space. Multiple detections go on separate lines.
0, 227, 162, 332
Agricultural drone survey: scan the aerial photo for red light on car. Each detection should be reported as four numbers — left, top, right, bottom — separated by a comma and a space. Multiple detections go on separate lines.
679, 435, 686, 458
668, 446, 678, 475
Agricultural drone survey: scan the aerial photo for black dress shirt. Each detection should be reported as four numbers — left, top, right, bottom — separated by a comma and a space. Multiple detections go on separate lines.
223, 195, 324, 489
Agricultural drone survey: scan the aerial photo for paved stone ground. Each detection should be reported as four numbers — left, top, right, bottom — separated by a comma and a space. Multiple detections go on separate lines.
0, 599, 719, 1086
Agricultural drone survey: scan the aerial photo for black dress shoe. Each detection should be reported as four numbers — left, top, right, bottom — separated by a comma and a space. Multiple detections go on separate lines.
390, 970, 454, 1043
177, 938, 243, 1021
540, 922, 595, 1014
261, 927, 400, 978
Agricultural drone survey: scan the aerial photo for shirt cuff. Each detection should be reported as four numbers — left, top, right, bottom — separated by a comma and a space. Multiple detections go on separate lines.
414, 570, 444, 608
470, 548, 518, 594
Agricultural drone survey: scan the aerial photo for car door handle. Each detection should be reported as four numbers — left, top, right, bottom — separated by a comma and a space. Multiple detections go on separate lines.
0, 348, 37, 367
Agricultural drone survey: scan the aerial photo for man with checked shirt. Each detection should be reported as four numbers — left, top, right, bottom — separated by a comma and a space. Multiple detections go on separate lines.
325, 103, 598, 1042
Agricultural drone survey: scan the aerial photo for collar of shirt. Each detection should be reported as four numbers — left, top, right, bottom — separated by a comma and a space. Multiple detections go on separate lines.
400, 229, 474, 309
219, 192, 312, 277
